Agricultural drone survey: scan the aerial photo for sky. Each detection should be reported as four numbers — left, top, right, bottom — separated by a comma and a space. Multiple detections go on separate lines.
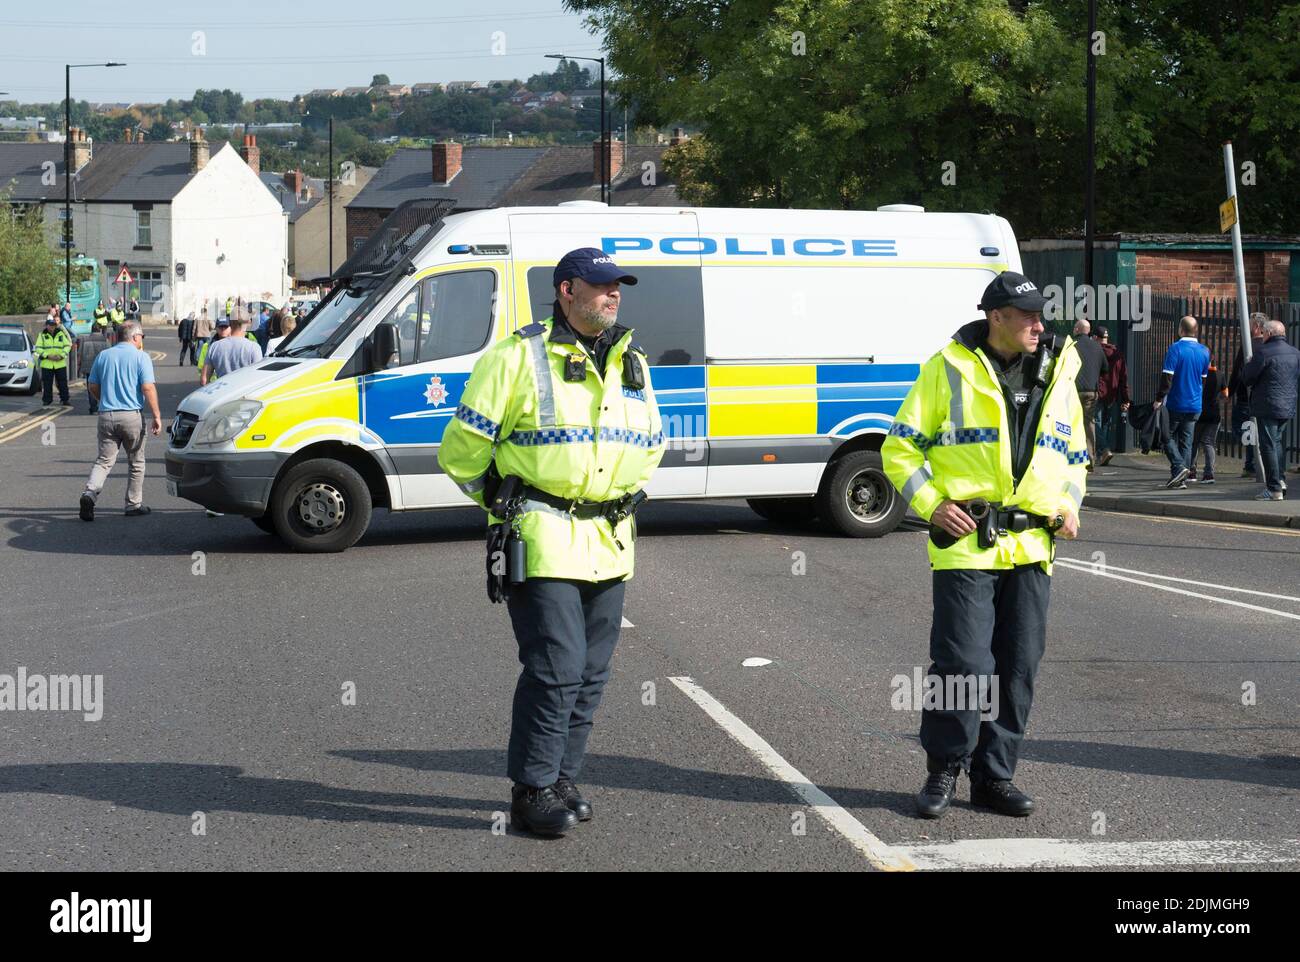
0, 0, 605, 105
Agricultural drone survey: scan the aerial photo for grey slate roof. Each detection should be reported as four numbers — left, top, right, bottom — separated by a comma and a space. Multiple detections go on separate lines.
346, 146, 547, 212
260, 170, 328, 222
500, 146, 680, 207
0, 142, 199, 203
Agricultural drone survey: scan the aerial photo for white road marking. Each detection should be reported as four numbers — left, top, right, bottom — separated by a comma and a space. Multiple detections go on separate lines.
742, 657, 773, 667
1058, 556, 1300, 603
620, 616, 634, 628
896, 837, 1300, 870
0, 406, 71, 445
668, 675, 914, 871
1055, 558, 1300, 621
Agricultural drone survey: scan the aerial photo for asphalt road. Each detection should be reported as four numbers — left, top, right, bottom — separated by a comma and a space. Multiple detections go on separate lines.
1, 341, 1296, 871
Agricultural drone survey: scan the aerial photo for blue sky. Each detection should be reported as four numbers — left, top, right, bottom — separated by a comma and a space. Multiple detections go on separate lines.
0, 0, 604, 104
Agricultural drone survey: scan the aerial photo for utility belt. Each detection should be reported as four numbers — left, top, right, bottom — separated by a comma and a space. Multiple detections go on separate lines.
483, 472, 648, 603
929, 498, 1059, 551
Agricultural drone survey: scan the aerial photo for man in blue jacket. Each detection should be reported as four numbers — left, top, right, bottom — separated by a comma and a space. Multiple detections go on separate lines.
1157, 316, 1211, 488
1242, 319, 1300, 501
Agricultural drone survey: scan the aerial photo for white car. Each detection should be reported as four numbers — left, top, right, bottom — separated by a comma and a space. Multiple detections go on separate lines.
0, 325, 40, 395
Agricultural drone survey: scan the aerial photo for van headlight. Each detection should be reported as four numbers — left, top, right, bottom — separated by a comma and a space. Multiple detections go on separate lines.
192, 400, 262, 446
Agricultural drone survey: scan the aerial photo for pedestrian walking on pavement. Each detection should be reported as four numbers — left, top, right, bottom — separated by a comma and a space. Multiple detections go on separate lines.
882, 271, 1086, 820
177, 311, 198, 366
1228, 313, 1268, 478
34, 314, 73, 406
1093, 326, 1131, 465
1071, 318, 1108, 471
1187, 362, 1226, 484
1241, 318, 1300, 501
439, 248, 665, 837
1157, 316, 1210, 488
193, 308, 212, 366
201, 316, 262, 386
79, 321, 162, 521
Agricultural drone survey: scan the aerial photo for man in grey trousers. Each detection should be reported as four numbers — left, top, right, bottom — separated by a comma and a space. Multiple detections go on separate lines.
79, 321, 163, 521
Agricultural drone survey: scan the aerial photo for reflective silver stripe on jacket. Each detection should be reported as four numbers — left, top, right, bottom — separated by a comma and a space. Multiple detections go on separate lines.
901, 465, 934, 503
1063, 481, 1083, 511
944, 360, 964, 428
457, 472, 488, 496
525, 335, 557, 427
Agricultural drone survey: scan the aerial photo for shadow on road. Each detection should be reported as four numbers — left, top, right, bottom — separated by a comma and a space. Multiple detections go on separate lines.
1022, 740, 1300, 790
0, 762, 493, 830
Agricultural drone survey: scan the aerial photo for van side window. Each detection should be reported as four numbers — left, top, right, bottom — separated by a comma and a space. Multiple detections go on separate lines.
380, 285, 421, 365
526, 265, 705, 365
417, 270, 496, 362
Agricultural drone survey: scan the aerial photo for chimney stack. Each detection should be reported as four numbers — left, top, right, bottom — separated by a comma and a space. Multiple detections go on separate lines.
592, 134, 624, 186
239, 133, 260, 174
284, 168, 304, 199
68, 126, 93, 172
432, 141, 462, 185
188, 128, 209, 173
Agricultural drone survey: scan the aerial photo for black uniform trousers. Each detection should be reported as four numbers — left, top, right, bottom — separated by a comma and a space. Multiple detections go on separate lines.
920, 564, 1050, 781
505, 576, 626, 788
41, 366, 69, 405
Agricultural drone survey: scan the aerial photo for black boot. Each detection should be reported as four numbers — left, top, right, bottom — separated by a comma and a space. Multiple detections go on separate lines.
510, 783, 579, 836
915, 759, 961, 819
969, 774, 1035, 817
554, 777, 592, 821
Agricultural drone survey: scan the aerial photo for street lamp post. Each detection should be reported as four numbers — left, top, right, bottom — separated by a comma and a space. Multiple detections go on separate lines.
546, 54, 608, 204
65, 62, 125, 303
1083, 0, 1097, 292
328, 115, 334, 280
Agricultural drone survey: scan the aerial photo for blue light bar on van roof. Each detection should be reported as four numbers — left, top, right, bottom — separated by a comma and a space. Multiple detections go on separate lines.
447, 244, 471, 254
980, 247, 1000, 256
447, 244, 510, 255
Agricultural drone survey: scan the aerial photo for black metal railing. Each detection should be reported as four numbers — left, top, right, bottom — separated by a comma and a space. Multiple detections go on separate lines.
1123, 295, 1300, 461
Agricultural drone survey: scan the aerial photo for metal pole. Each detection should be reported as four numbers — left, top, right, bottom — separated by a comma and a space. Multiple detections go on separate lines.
1083, 0, 1097, 292
65, 64, 71, 302
328, 116, 334, 280
599, 59, 607, 204
1223, 140, 1260, 479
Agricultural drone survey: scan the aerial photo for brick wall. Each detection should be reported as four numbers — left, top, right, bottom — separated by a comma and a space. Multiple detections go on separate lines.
345, 207, 386, 261
1136, 249, 1292, 301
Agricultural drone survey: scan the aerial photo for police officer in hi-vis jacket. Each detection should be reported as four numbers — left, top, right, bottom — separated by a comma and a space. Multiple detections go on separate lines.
439, 248, 664, 836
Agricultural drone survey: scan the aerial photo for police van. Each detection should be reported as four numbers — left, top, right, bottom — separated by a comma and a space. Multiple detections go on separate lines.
165, 199, 1020, 551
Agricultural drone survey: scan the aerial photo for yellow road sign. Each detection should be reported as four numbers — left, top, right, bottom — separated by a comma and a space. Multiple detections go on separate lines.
1220, 196, 1238, 233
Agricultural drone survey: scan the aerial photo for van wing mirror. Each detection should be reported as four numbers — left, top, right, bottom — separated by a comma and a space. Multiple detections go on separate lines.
370, 322, 400, 371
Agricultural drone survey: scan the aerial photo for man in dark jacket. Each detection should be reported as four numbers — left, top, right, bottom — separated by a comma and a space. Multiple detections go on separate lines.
1071, 319, 1109, 471
177, 312, 197, 366
1241, 319, 1300, 501
1228, 313, 1267, 477
1094, 326, 1131, 465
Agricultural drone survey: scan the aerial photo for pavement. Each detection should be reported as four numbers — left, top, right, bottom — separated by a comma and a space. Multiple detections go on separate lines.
0, 342, 1297, 872
1085, 452, 1300, 529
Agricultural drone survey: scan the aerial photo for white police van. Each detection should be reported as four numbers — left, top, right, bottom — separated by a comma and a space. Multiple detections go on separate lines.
166, 200, 1020, 551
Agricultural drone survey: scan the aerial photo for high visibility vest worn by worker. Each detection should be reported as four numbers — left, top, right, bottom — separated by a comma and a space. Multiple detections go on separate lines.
439, 247, 664, 838
881, 270, 1087, 822
35, 326, 73, 369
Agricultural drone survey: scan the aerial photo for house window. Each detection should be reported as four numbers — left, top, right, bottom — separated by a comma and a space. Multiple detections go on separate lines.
135, 270, 164, 306
136, 210, 152, 248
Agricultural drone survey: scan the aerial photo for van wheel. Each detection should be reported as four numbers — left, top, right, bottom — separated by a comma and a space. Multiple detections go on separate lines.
747, 497, 818, 524
817, 450, 905, 538
270, 458, 372, 553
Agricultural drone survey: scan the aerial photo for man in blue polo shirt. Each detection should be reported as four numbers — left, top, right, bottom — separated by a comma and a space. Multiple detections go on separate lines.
79, 320, 163, 521
1157, 315, 1211, 488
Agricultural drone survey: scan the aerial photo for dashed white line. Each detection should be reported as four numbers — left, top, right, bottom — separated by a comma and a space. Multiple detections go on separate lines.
668, 675, 914, 871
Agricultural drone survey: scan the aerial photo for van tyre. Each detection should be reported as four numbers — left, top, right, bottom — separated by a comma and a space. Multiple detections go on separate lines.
271, 458, 372, 553
817, 449, 905, 538
747, 497, 818, 525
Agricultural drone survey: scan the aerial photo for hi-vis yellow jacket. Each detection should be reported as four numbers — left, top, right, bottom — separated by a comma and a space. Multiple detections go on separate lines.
438, 313, 665, 582
882, 320, 1088, 572
34, 328, 72, 369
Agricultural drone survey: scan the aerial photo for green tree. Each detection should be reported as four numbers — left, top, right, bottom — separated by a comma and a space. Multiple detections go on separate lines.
371, 74, 390, 87
0, 189, 63, 314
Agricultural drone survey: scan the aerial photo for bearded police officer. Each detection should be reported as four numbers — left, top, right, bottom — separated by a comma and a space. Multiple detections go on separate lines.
882, 271, 1087, 819
439, 248, 664, 837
